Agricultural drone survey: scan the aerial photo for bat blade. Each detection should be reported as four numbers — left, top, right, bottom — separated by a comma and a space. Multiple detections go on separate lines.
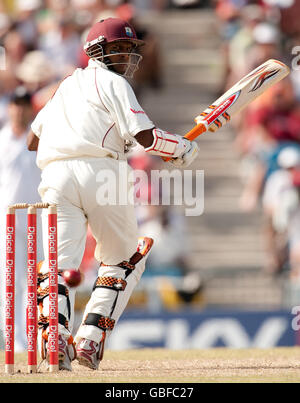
162, 59, 290, 161
188, 59, 290, 140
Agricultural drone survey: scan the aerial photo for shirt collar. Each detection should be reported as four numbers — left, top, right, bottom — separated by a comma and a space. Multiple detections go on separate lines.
87, 59, 108, 70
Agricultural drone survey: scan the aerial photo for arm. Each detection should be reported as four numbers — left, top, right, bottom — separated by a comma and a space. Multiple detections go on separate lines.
135, 127, 199, 168
101, 77, 198, 166
28, 100, 52, 151
135, 129, 154, 148
27, 129, 39, 151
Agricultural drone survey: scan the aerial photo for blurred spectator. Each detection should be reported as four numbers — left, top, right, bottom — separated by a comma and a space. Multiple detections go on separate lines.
14, 0, 41, 50
130, 0, 169, 13
140, 206, 190, 276
225, 3, 266, 89
288, 176, 300, 280
214, 0, 242, 38
38, 13, 81, 78
136, 205, 203, 310
71, 0, 107, 28
15, 50, 58, 112
262, 145, 300, 274
238, 78, 300, 212
43, 0, 70, 19
247, 22, 282, 70
0, 86, 41, 217
237, 78, 300, 156
16, 50, 56, 92
213, 0, 243, 95
0, 87, 42, 352
130, 16, 163, 98
0, 12, 12, 39
0, 27, 28, 94
262, 146, 300, 276
278, 0, 300, 38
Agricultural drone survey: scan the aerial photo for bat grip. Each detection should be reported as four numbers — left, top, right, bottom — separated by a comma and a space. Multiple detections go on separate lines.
162, 123, 207, 162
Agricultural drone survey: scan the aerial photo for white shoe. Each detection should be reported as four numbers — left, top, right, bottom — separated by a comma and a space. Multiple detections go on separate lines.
43, 334, 76, 371
76, 338, 103, 370
58, 334, 76, 371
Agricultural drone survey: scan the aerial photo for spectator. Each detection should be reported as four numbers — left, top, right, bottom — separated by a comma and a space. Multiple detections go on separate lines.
38, 13, 81, 79
262, 145, 300, 274
130, 16, 163, 98
43, 0, 70, 19
238, 78, 300, 211
289, 172, 300, 280
247, 22, 282, 70
226, 3, 265, 88
0, 87, 42, 352
15, 50, 58, 112
238, 78, 300, 156
16, 50, 56, 92
14, 0, 41, 50
0, 28, 28, 95
70, 0, 103, 29
0, 12, 12, 39
278, 0, 300, 38
139, 206, 190, 277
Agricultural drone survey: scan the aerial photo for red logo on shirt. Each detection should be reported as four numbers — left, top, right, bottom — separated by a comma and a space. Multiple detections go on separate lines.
130, 108, 145, 114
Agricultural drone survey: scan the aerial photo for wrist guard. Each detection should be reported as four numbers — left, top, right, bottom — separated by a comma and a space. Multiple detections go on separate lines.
144, 128, 189, 158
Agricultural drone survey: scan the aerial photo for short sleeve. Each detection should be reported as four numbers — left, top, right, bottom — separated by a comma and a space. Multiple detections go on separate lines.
31, 101, 51, 138
98, 73, 154, 141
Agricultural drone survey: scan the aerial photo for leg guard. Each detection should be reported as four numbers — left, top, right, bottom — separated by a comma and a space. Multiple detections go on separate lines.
37, 268, 76, 365
75, 237, 153, 360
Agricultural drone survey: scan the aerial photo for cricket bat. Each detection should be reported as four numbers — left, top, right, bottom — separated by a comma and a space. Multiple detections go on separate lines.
164, 59, 290, 161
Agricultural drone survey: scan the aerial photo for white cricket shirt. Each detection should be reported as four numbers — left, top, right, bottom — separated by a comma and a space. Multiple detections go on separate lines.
31, 59, 154, 169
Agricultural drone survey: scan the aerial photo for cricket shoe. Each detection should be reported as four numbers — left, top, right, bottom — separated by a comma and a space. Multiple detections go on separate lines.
43, 334, 76, 371
58, 334, 76, 371
76, 338, 104, 370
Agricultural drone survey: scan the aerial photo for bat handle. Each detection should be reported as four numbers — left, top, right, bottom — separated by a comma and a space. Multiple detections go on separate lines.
162, 122, 207, 162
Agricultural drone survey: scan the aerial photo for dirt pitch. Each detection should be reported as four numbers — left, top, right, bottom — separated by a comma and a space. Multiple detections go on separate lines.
1, 347, 300, 383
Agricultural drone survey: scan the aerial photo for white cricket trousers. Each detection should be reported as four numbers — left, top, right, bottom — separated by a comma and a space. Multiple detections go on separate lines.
38, 157, 139, 269
37, 157, 139, 335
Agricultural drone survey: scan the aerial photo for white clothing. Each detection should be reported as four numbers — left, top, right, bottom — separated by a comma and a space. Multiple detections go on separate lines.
39, 158, 138, 269
263, 168, 300, 247
0, 124, 42, 351
285, 194, 300, 248
32, 59, 154, 266
262, 169, 292, 214
31, 60, 154, 346
0, 124, 42, 208
32, 59, 154, 169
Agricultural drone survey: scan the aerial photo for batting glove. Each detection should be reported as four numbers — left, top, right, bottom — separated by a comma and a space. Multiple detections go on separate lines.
168, 140, 199, 168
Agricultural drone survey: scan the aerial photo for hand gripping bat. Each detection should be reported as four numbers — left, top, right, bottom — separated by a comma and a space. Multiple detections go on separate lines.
164, 59, 290, 161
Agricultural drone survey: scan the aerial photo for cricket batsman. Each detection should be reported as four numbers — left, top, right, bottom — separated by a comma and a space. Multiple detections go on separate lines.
27, 17, 198, 371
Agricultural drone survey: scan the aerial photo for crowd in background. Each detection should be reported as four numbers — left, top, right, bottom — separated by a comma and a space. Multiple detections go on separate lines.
0, 0, 168, 116
213, 0, 300, 280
